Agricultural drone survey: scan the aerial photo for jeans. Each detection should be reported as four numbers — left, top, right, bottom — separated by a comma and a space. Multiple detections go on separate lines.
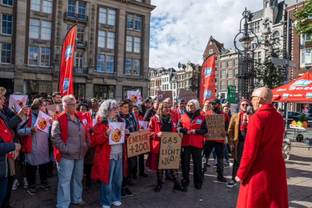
56, 158, 84, 208
0, 177, 8, 208
100, 159, 122, 206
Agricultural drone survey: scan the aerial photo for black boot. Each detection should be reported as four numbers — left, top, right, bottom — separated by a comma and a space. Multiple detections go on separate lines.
173, 182, 186, 192
154, 184, 162, 192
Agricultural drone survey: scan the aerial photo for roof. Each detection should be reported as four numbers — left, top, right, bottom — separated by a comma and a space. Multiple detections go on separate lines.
202, 36, 225, 60
274, 1, 285, 24
251, 10, 264, 21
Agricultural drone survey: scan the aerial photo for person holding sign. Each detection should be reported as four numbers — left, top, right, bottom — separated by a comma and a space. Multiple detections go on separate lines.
178, 99, 207, 191
91, 99, 124, 208
147, 102, 185, 192
17, 98, 51, 195
203, 99, 227, 183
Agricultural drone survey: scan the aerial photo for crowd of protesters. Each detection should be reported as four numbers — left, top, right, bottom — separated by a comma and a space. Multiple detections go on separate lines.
0, 86, 288, 208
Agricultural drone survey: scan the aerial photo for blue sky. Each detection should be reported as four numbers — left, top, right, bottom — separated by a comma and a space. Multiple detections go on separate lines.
149, 0, 263, 68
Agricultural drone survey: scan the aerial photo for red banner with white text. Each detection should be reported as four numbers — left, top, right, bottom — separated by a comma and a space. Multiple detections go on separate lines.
199, 55, 217, 104
59, 25, 77, 96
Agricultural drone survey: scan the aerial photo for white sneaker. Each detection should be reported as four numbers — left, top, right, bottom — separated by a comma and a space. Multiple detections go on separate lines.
102, 205, 110, 208
23, 177, 29, 189
12, 179, 19, 191
112, 201, 122, 206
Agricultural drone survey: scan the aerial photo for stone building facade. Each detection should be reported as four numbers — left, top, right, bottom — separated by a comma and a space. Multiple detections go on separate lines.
0, 0, 155, 99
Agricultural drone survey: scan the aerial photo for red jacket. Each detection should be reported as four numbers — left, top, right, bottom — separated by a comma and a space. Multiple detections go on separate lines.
21, 112, 32, 153
236, 104, 288, 208
91, 120, 128, 184
149, 115, 177, 154
180, 112, 206, 149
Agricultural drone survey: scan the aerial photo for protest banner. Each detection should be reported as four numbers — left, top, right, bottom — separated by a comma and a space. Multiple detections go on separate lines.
8, 95, 28, 112
127, 90, 142, 105
46, 104, 62, 120
205, 114, 226, 140
158, 132, 182, 170
127, 130, 150, 158
34, 111, 52, 133
109, 122, 125, 145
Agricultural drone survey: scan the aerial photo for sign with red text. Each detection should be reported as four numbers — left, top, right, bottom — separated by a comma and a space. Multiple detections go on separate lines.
127, 130, 150, 158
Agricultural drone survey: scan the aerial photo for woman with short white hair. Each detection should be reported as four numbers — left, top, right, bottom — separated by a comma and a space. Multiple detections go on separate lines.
91, 99, 124, 208
51, 94, 90, 208
178, 99, 207, 191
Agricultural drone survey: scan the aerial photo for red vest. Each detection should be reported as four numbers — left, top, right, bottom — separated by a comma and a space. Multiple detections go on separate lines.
53, 111, 88, 162
180, 113, 205, 149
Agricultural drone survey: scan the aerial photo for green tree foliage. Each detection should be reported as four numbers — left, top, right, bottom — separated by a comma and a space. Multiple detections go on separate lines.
295, 0, 312, 34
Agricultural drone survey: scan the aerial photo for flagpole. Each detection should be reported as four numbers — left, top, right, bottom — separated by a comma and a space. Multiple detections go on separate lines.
58, 24, 77, 92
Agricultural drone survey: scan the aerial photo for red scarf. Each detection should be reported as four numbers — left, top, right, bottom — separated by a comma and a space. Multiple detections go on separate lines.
239, 112, 248, 133
21, 113, 32, 153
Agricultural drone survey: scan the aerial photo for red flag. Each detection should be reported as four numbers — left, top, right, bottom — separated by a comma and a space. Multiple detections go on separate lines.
199, 55, 217, 104
59, 25, 77, 96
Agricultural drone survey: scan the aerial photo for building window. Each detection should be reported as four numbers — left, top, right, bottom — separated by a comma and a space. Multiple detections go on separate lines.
221, 70, 226, 79
126, 36, 141, 53
99, 7, 116, 26
75, 52, 83, 69
302, 33, 312, 43
94, 84, 115, 99
98, 31, 115, 49
228, 70, 233, 78
29, 19, 51, 40
31, 0, 53, 14
77, 25, 84, 42
74, 83, 85, 99
2, 0, 13, 6
125, 58, 140, 75
302, 49, 312, 65
28, 46, 50, 66
221, 81, 227, 91
127, 14, 142, 31
1, 14, 12, 35
68, 0, 86, 17
96, 54, 114, 73
0, 43, 11, 63
234, 59, 238, 66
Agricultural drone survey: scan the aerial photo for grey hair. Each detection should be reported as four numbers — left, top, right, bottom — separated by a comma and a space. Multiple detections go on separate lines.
187, 99, 200, 110
97, 99, 118, 118
62, 95, 76, 107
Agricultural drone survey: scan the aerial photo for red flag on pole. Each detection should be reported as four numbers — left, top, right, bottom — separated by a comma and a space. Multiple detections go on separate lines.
59, 25, 77, 96
199, 55, 217, 104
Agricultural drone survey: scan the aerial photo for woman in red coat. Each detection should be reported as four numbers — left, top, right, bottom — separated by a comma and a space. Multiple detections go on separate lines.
236, 87, 288, 208
147, 102, 184, 192
91, 99, 124, 208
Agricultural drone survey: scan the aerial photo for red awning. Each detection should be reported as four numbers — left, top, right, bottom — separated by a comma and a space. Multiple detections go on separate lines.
272, 71, 312, 103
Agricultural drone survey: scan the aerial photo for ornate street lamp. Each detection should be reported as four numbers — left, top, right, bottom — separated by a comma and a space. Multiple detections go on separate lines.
234, 8, 260, 99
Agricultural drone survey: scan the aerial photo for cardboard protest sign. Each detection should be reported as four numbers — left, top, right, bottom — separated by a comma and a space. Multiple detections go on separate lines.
138, 120, 149, 130
205, 114, 225, 140
127, 130, 150, 158
109, 122, 125, 145
8, 95, 28, 112
178, 89, 197, 102
158, 132, 182, 170
46, 104, 62, 120
127, 90, 142, 105
157, 91, 173, 102
34, 111, 52, 133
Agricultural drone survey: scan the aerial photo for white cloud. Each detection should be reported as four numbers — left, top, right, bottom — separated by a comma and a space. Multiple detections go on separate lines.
150, 0, 263, 68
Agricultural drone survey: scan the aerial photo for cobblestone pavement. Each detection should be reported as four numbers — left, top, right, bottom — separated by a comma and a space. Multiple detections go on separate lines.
10, 142, 312, 208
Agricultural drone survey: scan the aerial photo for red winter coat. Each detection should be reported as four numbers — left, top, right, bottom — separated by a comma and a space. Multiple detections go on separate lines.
91, 120, 127, 184
236, 104, 288, 208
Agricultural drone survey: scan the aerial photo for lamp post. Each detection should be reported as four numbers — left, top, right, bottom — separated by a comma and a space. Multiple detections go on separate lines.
234, 8, 259, 99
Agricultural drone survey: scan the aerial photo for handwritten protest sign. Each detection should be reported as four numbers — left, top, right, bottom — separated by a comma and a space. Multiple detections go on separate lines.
158, 132, 182, 170
178, 89, 197, 102
9, 95, 28, 112
127, 130, 150, 158
157, 91, 173, 102
205, 114, 225, 140
109, 122, 125, 145
34, 111, 52, 133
